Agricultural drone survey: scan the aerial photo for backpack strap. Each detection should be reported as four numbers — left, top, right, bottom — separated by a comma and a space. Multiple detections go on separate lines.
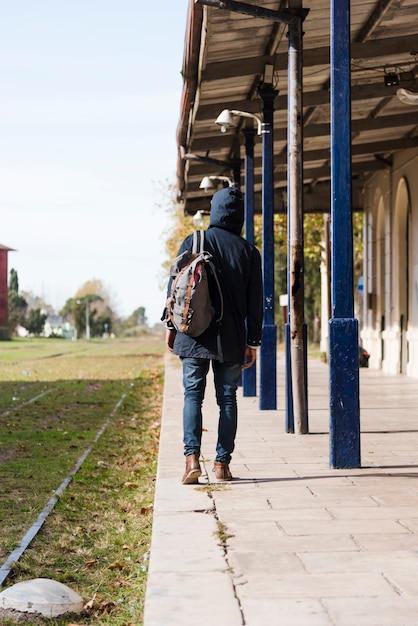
192, 230, 204, 254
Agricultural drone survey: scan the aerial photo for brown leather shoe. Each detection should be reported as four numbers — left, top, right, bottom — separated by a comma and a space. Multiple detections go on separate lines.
182, 453, 202, 485
213, 461, 232, 481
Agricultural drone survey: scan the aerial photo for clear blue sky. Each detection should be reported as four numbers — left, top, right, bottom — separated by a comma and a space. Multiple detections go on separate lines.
0, 1, 189, 326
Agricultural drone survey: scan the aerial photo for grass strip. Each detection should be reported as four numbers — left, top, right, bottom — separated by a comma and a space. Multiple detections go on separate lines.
0, 335, 165, 625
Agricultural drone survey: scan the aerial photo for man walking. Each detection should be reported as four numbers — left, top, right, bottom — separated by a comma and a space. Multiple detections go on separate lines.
163, 186, 263, 483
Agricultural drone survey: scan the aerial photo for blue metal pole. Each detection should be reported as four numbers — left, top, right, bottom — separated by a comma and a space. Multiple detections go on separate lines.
242, 126, 257, 397
329, 0, 360, 468
258, 86, 278, 411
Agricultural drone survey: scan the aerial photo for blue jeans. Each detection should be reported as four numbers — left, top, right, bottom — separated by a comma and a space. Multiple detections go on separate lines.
181, 357, 242, 463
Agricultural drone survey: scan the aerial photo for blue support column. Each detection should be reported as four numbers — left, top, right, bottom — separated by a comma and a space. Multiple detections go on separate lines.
329, 0, 360, 468
242, 126, 258, 397
258, 86, 278, 410
329, 318, 359, 467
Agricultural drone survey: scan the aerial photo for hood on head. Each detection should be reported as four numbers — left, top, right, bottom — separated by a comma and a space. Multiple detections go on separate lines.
209, 186, 244, 234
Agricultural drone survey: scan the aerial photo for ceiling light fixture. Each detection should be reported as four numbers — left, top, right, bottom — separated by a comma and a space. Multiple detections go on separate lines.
199, 175, 233, 192
215, 109, 262, 135
192, 210, 206, 228
396, 87, 418, 105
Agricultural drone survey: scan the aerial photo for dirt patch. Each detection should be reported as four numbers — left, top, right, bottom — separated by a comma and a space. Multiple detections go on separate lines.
0, 607, 87, 624
0, 446, 18, 464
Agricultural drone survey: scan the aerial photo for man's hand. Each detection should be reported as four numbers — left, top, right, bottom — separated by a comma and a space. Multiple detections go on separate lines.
241, 346, 257, 370
166, 328, 177, 352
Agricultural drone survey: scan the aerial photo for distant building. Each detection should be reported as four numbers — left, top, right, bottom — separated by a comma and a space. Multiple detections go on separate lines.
0, 244, 15, 340
43, 314, 75, 339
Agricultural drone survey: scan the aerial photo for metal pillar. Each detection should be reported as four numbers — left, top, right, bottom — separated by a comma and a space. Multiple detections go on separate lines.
287, 10, 308, 434
258, 85, 278, 410
329, 0, 361, 468
85, 300, 90, 340
242, 126, 258, 397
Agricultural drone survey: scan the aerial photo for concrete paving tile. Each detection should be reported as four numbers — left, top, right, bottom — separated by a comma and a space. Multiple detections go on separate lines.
216, 506, 334, 522
219, 481, 321, 496
227, 464, 298, 479
371, 492, 418, 506
224, 519, 284, 538
352, 533, 418, 551
398, 517, 418, 532
228, 452, 289, 462
149, 513, 221, 554
280, 455, 331, 465
148, 545, 226, 573
299, 550, 418, 573
288, 475, 366, 487
227, 529, 359, 552
324, 596, 418, 626
236, 571, 394, 597
349, 475, 418, 488
306, 485, 400, 498
328, 506, 418, 520
381, 568, 418, 595
228, 549, 305, 576
278, 518, 410, 536
369, 464, 418, 474
211, 489, 273, 506
238, 597, 334, 626
291, 466, 360, 477
153, 480, 213, 513
144, 571, 242, 626
265, 493, 376, 508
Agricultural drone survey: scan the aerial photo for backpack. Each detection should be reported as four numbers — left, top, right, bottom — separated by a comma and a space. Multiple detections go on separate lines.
166, 231, 223, 337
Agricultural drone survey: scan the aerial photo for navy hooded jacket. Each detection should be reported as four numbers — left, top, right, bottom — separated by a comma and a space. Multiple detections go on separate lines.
164, 187, 263, 365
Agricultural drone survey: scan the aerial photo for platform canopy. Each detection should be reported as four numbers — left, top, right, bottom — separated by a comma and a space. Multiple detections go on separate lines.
176, 0, 418, 216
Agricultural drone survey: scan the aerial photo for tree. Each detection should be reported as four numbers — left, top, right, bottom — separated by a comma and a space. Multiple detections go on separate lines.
125, 306, 148, 328
9, 268, 19, 293
8, 269, 27, 335
90, 312, 112, 337
75, 279, 116, 315
60, 278, 120, 338
26, 308, 47, 336
60, 294, 104, 338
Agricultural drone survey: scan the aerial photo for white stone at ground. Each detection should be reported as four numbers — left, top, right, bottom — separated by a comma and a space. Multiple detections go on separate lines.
0, 578, 84, 618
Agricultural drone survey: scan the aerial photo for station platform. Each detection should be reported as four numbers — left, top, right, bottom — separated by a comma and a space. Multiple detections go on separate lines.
144, 352, 418, 626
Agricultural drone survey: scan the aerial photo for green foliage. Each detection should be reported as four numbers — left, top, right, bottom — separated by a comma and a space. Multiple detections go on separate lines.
7, 269, 28, 335
60, 294, 104, 338
353, 211, 364, 275
26, 308, 47, 336
125, 306, 148, 328
136, 306, 148, 326
8, 267, 19, 293
254, 211, 363, 345
90, 311, 112, 337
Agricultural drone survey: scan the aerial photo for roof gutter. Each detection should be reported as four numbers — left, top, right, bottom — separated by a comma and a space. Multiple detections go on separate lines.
176, 0, 204, 204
